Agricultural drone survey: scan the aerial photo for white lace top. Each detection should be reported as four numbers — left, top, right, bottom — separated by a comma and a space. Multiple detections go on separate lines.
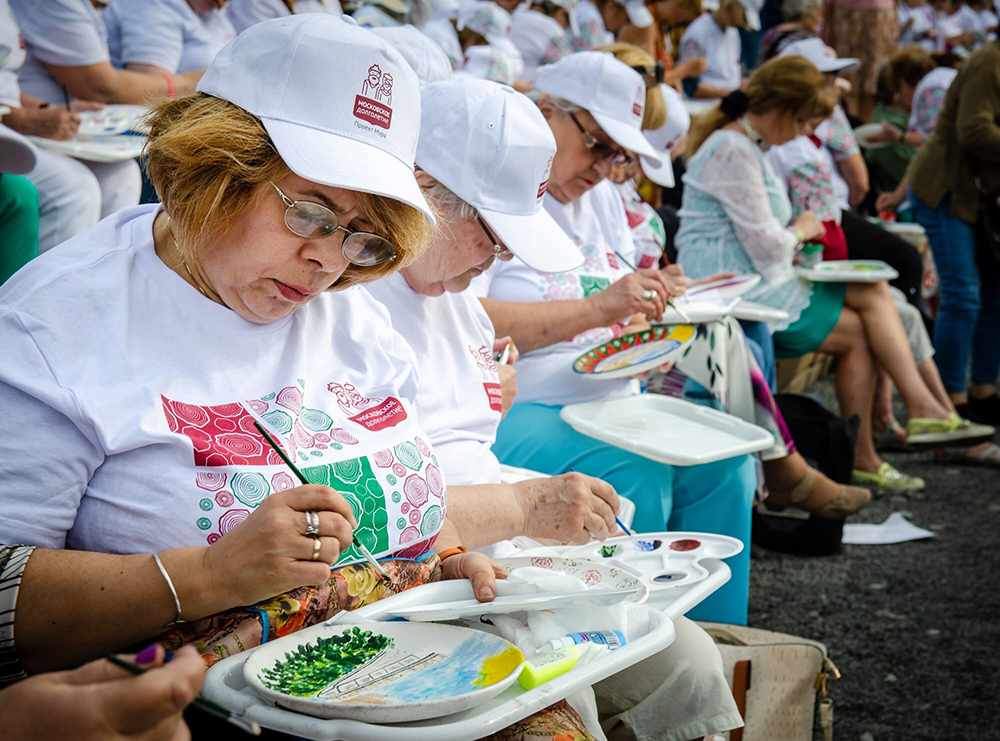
675, 129, 813, 331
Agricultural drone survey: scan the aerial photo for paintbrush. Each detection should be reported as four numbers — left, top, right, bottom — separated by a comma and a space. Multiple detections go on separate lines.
614, 516, 641, 549
105, 654, 261, 735
614, 251, 693, 324
496, 340, 513, 365
253, 421, 392, 584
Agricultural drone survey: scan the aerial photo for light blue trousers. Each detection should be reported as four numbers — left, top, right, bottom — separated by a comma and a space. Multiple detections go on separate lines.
493, 403, 757, 624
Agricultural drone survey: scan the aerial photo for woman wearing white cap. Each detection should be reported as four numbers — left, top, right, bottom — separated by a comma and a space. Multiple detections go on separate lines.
371, 24, 455, 84
103, 0, 236, 77
0, 15, 500, 676
368, 76, 743, 741
473, 52, 757, 625
509, 0, 577, 77
677, 0, 759, 99
226, 0, 344, 34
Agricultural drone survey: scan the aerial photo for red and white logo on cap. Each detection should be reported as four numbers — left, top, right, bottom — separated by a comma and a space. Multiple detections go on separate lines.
537, 156, 553, 200
632, 85, 643, 119
354, 63, 394, 130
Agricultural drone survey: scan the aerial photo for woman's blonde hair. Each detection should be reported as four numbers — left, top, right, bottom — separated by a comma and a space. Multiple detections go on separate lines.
144, 94, 433, 291
599, 42, 667, 130
686, 55, 836, 155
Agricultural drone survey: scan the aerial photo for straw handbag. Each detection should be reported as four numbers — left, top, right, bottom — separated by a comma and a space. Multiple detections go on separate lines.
699, 622, 840, 741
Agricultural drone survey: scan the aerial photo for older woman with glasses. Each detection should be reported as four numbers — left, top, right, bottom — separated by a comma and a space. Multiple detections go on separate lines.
473, 52, 757, 625
0, 16, 500, 679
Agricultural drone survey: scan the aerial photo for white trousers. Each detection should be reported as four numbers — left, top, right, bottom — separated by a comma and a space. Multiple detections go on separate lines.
25, 148, 141, 252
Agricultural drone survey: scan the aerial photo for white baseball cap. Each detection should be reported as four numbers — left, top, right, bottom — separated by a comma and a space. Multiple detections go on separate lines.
639, 84, 690, 187
779, 37, 860, 73
548, 0, 581, 38
371, 25, 454, 84
533, 51, 657, 158
417, 80, 583, 273
735, 0, 761, 30
457, 1, 513, 41
197, 15, 434, 223
615, 0, 654, 28
454, 44, 515, 85
0, 122, 38, 175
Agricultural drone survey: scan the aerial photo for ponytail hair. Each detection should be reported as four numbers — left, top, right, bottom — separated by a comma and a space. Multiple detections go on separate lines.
686, 55, 836, 156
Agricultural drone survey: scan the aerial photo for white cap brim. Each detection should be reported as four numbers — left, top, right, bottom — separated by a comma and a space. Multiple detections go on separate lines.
817, 57, 860, 73
592, 112, 658, 158
479, 204, 584, 273
262, 118, 436, 225
0, 124, 38, 175
740, 3, 761, 30
625, 1, 654, 28
639, 151, 675, 187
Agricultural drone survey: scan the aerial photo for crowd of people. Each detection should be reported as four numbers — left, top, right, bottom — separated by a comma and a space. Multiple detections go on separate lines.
0, 0, 997, 739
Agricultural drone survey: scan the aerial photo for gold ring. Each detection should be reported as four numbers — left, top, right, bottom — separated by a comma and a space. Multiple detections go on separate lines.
311, 537, 322, 561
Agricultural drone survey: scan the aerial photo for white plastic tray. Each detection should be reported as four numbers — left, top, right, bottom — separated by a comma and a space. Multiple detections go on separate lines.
559, 394, 774, 466
202, 580, 679, 741
28, 133, 146, 163
797, 260, 899, 283
732, 300, 790, 323
883, 221, 926, 249
76, 104, 149, 138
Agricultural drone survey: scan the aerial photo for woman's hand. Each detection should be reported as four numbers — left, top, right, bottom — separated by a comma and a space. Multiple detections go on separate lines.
0, 645, 204, 741
514, 472, 620, 545
588, 268, 673, 324
661, 264, 691, 298
202, 485, 358, 607
791, 211, 826, 243
677, 57, 707, 78
441, 551, 508, 602
8, 106, 81, 140
867, 120, 903, 144
875, 187, 906, 213
69, 100, 105, 114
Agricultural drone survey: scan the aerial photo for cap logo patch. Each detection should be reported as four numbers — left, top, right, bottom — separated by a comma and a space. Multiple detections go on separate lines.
632, 86, 643, 118
537, 156, 554, 199
354, 63, 393, 130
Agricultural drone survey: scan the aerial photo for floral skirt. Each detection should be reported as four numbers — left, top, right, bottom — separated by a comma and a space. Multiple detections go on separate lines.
826, 4, 897, 96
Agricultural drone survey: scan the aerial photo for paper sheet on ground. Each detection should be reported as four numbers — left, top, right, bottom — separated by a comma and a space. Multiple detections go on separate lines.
842, 512, 936, 545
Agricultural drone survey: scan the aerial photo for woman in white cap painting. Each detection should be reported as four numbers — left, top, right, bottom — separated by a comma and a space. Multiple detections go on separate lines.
0, 14, 507, 688
472, 51, 758, 625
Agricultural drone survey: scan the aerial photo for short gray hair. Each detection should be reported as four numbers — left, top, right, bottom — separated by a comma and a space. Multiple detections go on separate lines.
526, 89, 582, 115
782, 0, 822, 19
421, 177, 477, 224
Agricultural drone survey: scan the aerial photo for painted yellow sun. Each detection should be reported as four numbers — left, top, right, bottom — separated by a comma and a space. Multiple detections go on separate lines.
474, 647, 525, 688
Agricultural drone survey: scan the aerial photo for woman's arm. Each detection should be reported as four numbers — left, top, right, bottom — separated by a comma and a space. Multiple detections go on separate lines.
836, 152, 870, 207
955, 68, 1000, 163
44, 61, 202, 104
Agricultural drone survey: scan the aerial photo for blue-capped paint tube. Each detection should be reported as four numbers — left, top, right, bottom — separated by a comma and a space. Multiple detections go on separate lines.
539, 629, 627, 654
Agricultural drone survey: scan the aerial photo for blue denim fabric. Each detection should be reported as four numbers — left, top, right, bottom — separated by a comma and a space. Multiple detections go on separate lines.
739, 320, 777, 393
913, 193, 1000, 391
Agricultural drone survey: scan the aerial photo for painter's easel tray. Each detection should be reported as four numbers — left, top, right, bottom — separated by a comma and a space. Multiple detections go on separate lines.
798, 260, 899, 283
244, 622, 523, 722
732, 300, 790, 323
573, 324, 695, 380
560, 395, 773, 466
202, 579, 678, 740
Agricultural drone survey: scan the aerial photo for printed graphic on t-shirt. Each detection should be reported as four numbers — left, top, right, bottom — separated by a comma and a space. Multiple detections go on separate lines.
467, 344, 503, 414
161, 380, 443, 564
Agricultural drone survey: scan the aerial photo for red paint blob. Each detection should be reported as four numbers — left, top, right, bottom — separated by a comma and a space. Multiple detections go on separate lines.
669, 539, 701, 552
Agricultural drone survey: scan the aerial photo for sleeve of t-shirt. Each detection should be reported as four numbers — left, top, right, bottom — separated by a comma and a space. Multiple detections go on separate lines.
824, 107, 861, 162
110, 2, 184, 72
14, 0, 109, 67
0, 309, 104, 548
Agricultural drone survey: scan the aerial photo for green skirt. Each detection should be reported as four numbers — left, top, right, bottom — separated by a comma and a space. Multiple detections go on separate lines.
774, 282, 846, 359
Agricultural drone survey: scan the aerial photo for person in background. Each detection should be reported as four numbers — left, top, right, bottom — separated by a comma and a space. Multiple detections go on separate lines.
898, 0, 941, 51
823, 0, 896, 119
226, 0, 343, 34
372, 24, 455, 84
509, 0, 576, 77
677, 0, 759, 99
103, 0, 235, 78
0, 124, 39, 284
352, 0, 412, 27
758, 0, 820, 61
423, 0, 507, 70
906, 40, 1000, 427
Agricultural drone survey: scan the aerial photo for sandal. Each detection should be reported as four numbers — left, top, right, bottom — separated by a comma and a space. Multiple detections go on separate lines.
933, 442, 1000, 467
852, 462, 925, 493
905, 415, 996, 447
766, 467, 872, 519
874, 419, 910, 452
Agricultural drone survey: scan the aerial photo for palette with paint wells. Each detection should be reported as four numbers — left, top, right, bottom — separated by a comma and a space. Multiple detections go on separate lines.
494, 556, 648, 603
797, 260, 899, 283
76, 104, 150, 138
573, 324, 695, 380
245, 622, 524, 722
564, 532, 743, 593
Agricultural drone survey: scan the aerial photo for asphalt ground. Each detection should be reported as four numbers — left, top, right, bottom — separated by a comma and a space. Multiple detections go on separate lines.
748, 383, 1000, 741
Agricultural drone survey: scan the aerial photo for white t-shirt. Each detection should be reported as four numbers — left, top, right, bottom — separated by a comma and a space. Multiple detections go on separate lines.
365, 273, 503, 487
474, 180, 636, 407
0, 205, 447, 564
9, 0, 110, 105
898, 2, 938, 50
571, 0, 612, 50
226, 0, 343, 34
104, 0, 235, 74
678, 13, 741, 92
0, 0, 26, 108
509, 7, 572, 78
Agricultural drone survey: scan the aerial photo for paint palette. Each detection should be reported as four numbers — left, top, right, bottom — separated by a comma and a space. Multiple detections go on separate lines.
245, 622, 524, 722
564, 532, 743, 592
798, 260, 899, 283
76, 104, 150, 138
495, 556, 648, 603
573, 324, 695, 380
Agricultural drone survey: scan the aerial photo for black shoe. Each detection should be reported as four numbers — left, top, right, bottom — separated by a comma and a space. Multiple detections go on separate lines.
968, 394, 1000, 426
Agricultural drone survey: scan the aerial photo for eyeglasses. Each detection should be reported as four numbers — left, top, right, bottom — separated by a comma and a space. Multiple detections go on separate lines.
272, 183, 396, 267
476, 214, 514, 261
631, 61, 664, 88
569, 112, 633, 167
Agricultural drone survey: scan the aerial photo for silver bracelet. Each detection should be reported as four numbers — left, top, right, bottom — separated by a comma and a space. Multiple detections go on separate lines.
152, 552, 185, 629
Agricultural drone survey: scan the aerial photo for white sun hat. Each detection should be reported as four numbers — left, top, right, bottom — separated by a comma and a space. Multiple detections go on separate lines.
371, 25, 454, 84
417, 79, 583, 272
639, 83, 690, 187
735, 0, 761, 30
779, 37, 860, 73
533, 51, 657, 158
0, 123, 38, 175
197, 14, 434, 223
614, 0, 654, 28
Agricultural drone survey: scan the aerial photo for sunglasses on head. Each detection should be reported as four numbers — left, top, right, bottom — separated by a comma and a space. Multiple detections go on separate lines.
631, 60, 665, 88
